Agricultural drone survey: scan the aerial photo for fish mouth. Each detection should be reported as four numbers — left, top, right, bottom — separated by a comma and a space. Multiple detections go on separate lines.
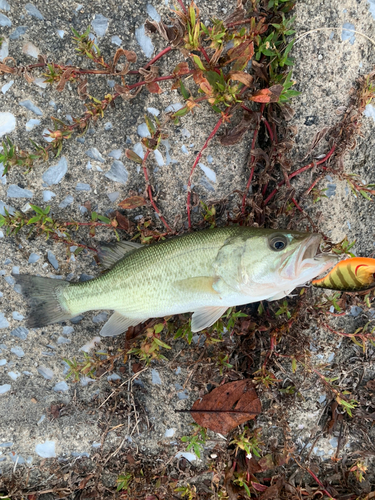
280, 234, 337, 280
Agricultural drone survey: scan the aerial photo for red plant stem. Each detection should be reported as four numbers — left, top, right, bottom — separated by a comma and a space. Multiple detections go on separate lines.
144, 46, 173, 70
127, 74, 179, 90
142, 150, 172, 232
303, 174, 325, 197
200, 45, 211, 64
226, 18, 254, 28
262, 118, 274, 142
291, 197, 303, 213
241, 103, 265, 214
53, 236, 98, 253
186, 112, 229, 229
176, 0, 187, 14
240, 104, 253, 113
305, 468, 336, 500
64, 221, 113, 228
263, 145, 336, 206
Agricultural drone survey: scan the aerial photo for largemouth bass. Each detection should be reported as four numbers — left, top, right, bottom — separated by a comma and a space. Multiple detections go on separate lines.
14, 227, 336, 336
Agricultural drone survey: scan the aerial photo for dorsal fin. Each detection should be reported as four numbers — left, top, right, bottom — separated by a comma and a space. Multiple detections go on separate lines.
98, 241, 143, 270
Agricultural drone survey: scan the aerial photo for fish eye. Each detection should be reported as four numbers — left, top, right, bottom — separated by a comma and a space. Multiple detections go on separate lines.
269, 235, 288, 252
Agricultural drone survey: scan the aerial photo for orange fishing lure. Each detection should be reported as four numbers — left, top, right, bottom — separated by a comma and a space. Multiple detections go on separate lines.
312, 257, 375, 291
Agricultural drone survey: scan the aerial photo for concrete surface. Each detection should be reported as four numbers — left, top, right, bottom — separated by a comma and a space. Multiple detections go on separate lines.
0, 0, 375, 487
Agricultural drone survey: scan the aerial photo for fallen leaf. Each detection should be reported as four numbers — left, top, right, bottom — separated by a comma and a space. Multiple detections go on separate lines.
190, 379, 261, 434
366, 380, 375, 391
114, 211, 133, 232
250, 84, 283, 103
229, 71, 254, 88
219, 111, 254, 146
146, 81, 163, 94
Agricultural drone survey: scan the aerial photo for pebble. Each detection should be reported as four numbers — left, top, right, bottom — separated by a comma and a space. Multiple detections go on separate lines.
25, 3, 44, 20
9, 26, 28, 40
107, 192, 119, 202
22, 42, 40, 58
92, 312, 108, 323
199, 163, 216, 183
104, 122, 112, 131
47, 251, 59, 270
1, 80, 14, 94
59, 195, 74, 208
62, 326, 74, 335
43, 157, 68, 185
85, 147, 105, 163
42, 191, 55, 202
165, 103, 184, 113
8, 371, 20, 381
0, 39, 8, 60
28, 253, 40, 263
0, 0, 10, 11
37, 366, 54, 380
154, 150, 164, 166
35, 441, 56, 458
0, 112, 16, 137
107, 373, 121, 381
135, 24, 154, 58
0, 13, 11, 26
56, 29, 64, 38
147, 107, 160, 116
7, 185, 33, 199
111, 35, 122, 46
0, 313, 9, 329
4, 276, 15, 285
25, 118, 41, 131
53, 381, 69, 392
57, 336, 71, 344
19, 100, 43, 116
91, 13, 109, 37
151, 369, 162, 385
146, 4, 161, 22
137, 123, 151, 138
12, 312, 24, 321
76, 182, 91, 191
105, 161, 129, 184
108, 149, 122, 159
10, 327, 28, 340
0, 384, 11, 394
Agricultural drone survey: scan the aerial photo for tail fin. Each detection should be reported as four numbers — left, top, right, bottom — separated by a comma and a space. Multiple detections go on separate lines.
14, 274, 72, 328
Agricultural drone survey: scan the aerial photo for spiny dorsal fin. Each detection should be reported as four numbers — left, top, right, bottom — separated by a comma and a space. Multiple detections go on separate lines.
98, 241, 142, 270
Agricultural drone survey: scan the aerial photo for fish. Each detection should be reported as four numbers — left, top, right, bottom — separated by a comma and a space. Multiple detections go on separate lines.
312, 257, 375, 292
14, 227, 337, 336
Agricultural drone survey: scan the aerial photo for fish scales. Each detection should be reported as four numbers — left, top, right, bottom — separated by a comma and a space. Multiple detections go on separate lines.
65, 226, 243, 317
14, 227, 337, 334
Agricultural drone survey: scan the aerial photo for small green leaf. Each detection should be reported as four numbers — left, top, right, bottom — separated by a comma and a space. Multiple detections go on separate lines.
153, 337, 171, 349
30, 204, 44, 215
154, 323, 164, 334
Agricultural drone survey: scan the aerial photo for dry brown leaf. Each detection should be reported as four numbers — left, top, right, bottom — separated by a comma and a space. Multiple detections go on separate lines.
191, 379, 261, 434
229, 71, 254, 88
250, 84, 283, 103
118, 196, 147, 210
219, 111, 255, 146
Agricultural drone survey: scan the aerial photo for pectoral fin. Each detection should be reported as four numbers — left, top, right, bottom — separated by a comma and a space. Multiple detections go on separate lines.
174, 276, 219, 295
191, 306, 228, 332
99, 312, 145, 337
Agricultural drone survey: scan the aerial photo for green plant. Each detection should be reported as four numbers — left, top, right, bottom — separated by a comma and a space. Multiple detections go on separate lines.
230, 426, 263, 459
116, 472, 133, 492
174, 484, 197, 500
216, 353, 233, 375
127, 323, 171, 364
181, 424, 207, 459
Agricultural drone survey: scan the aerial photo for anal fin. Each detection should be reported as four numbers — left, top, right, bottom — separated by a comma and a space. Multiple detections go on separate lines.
191, 306, 228, 333
99, 312, 145, 337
